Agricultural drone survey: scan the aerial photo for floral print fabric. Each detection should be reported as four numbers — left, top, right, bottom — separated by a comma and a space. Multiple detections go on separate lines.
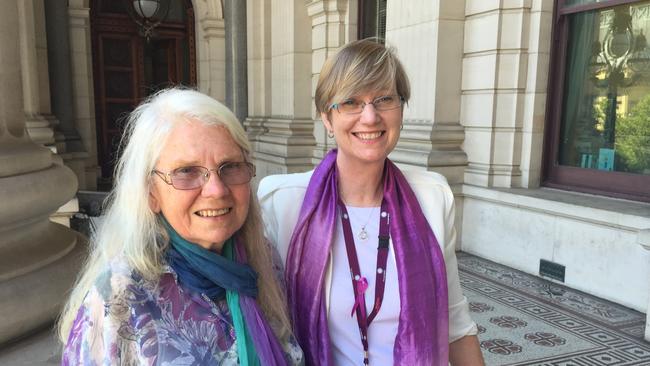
62, 258, 303, 365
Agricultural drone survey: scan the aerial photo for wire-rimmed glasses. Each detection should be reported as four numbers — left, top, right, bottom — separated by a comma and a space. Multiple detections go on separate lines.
152, 162, 256, 190
329, 95, 404, 114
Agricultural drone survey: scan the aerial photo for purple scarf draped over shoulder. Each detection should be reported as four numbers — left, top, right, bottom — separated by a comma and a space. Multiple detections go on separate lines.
285, 149, 449, 365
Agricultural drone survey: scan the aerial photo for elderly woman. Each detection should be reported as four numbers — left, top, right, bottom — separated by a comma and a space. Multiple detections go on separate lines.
258, 39, 484, 365
59, 88, 303, 365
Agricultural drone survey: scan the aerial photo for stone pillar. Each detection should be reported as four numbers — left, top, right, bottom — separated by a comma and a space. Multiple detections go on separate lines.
385, 0, 468, 184
461, 1, 535, 188
246, 0, 315, 177
18, 0, 57, 149
306, 0, 354, 163
244, 0, 272, 153
520, 0, 553, 188
0, 0, 83, 345
44, 0, 84, 153
199, 12, 226, 101
68, 0, 99, 189
44, 0, 90, 189
224, 0, 248, 123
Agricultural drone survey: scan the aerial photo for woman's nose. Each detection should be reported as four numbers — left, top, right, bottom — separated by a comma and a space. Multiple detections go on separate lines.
359, 102, 380, 124
201, 172, 230, 197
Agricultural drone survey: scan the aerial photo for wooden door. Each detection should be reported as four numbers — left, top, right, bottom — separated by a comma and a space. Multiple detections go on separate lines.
90, 0, 196, 185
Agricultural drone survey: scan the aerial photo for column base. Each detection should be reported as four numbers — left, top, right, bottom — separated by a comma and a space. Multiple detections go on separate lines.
0, 227, 85, 345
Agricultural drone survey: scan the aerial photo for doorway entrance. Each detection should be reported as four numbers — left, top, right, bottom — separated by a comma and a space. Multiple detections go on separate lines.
90, 0, 196, 187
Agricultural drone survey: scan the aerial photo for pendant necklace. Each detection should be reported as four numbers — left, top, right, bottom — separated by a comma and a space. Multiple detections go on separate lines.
352, 206, 377, 241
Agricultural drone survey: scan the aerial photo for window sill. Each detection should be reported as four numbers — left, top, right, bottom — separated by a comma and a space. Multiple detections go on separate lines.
460, 184, 650, 231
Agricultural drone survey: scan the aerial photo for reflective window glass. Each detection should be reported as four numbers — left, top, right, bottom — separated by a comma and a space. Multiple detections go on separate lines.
559, 2, 650, 176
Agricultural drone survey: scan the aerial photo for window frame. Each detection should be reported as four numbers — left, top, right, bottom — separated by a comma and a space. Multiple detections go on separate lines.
357, 0, 386, 40
542, 0, 650, 202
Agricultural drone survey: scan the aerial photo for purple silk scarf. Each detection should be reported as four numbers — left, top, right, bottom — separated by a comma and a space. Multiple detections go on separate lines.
285, 149, 449, 365
234, 239, 290, 365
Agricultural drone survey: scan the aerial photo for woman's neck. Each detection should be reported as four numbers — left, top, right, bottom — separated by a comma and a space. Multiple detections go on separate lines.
336, 156, 384, 207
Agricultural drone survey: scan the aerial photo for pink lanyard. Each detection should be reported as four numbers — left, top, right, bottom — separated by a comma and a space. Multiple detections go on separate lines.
338, 199, 390, 366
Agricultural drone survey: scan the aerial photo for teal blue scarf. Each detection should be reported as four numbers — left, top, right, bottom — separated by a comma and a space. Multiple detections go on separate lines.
163, 218, 260, 365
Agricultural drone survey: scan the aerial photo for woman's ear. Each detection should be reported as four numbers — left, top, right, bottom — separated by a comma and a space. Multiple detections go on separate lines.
321, 112, 333, 132
149, 188, 161, 213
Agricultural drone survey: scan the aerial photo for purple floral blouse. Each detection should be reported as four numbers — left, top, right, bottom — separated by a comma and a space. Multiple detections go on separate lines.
62, 257, 303, 365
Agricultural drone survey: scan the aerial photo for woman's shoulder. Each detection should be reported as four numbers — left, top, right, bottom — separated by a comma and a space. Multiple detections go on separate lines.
400, 168, 453, 195
89, 256, 152, 304
257, 170, 314, 199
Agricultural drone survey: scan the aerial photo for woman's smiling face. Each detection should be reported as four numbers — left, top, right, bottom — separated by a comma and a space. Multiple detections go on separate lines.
149, 119, 250, 252
322, 91, 402, 168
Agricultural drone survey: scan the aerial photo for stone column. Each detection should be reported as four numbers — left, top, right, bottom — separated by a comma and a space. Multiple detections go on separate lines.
199, 13, 226, 101
247, 0, 315, 177
0, 0, 83, 345
68, 0, 99, 189
44, 0, 89, 189
44, 0, 84, 153
224, 0, 248, 123
306, 0, 354, 163
244, 0, 271, 153
461, 1, 536, 188
18, 0, 57, 149
520, 0, 553, 188
45, 0, 88, 188
385, 0, 468, 184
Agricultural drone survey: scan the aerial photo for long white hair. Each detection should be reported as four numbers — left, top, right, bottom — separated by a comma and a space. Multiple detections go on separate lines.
58, 88, 291, 342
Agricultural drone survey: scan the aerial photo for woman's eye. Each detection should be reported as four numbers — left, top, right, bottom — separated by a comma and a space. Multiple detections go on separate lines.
219, 163, 238, 173
341, 99, 357, 106
174, 166, 201, 177
375, 96, 394, 105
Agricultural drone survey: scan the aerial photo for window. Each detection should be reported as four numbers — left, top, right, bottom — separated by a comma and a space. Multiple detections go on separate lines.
544, 0, 650, 202
358, 0, 387, 40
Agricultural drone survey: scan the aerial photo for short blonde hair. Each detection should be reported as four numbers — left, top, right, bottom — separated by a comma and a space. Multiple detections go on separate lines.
315, 38, 410, 113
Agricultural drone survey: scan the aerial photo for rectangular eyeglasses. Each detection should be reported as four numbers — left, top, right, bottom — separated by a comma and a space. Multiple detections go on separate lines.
152, 162, 256, 190
329, 94, 404, 115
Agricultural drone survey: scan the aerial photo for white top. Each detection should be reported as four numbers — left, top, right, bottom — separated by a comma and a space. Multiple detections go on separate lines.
257, 169, 478, 365
328, 206, 399, 365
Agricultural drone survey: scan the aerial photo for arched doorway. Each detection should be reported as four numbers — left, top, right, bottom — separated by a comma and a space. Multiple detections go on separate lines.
90, 0, 196, 187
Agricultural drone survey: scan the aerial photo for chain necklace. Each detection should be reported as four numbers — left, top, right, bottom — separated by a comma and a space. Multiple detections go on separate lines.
347, 206, 377, 240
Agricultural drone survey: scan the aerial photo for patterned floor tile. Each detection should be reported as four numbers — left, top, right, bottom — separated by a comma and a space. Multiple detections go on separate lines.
458, 252, 650, 366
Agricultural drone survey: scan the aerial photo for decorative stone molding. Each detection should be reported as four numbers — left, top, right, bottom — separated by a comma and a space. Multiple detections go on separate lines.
393, 119, 468, 184
198, 15, 226, 100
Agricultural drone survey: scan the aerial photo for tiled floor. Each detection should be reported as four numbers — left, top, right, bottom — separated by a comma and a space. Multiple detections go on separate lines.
2, 252, 649, 365
458, 252, 650, 365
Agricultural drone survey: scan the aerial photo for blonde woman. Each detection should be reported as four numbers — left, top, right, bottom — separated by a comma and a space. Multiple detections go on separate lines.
259, 39, 484, 365
59, 88, 303, 365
